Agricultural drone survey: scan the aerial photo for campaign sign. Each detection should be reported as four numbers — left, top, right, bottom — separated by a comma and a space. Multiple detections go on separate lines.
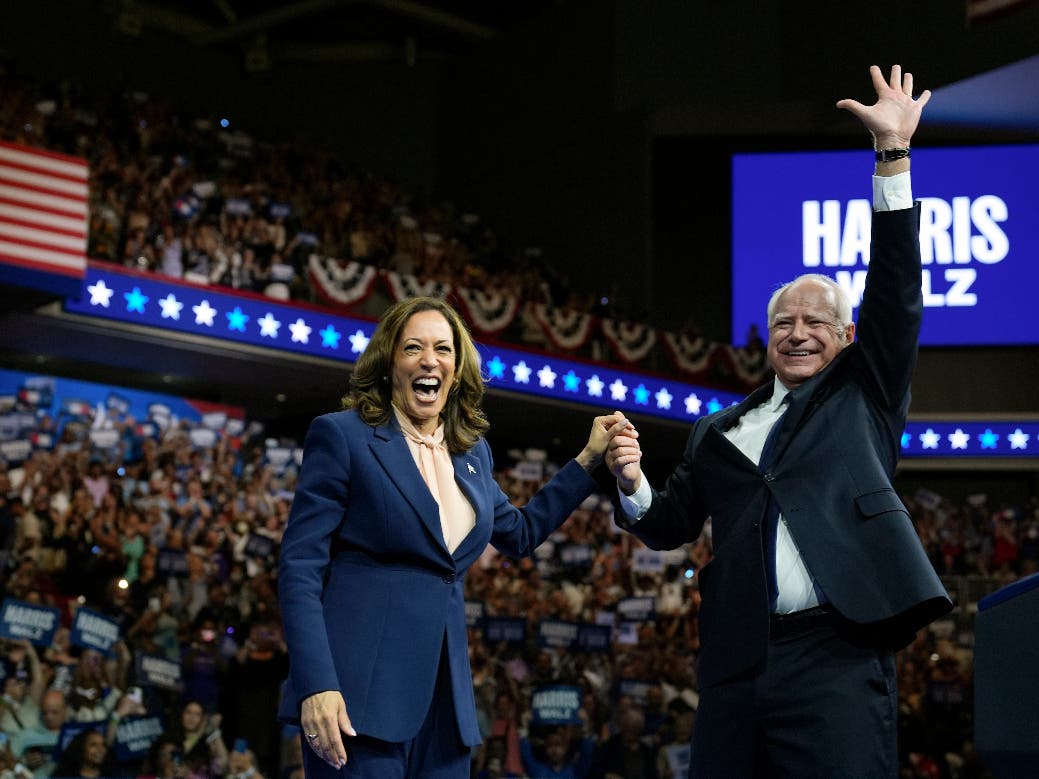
113, 715, 165, 762
464, 600, 485, 628
244, 532, 276, 560
0, 439, 32, 464
577, 623, 612, 652
136, 651, 184, 691
70, 607, 120, 655
559, 544, 593, 566
156, 548, 189, 578
0, 598, 61, 645
632, 548, 666, 573
530, 685, 582, 725
618, 678, 653, 704
616, 596, 656, 622
482, 617, 526, 645
732, 145, 1039, 347
537, 619, 579, 649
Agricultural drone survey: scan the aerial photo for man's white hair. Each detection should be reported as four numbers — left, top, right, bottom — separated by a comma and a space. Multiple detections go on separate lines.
766, 274, 853, 332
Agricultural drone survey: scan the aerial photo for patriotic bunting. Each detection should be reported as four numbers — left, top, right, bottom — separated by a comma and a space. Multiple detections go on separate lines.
530, 303, 596, 351
453, 286, 520, 335
383, 270, 452, 302
308, 254, 379, 308
601, 318, 658, 364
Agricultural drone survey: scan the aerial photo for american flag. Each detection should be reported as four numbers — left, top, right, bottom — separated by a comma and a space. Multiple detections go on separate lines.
0, 140, 89, 281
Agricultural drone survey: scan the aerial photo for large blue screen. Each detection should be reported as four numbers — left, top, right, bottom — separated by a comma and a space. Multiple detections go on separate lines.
732, 145, 1037, 346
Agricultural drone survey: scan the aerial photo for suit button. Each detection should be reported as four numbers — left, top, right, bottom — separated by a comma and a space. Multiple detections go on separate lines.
442, 574, 456, 583
763, 473, 775, 482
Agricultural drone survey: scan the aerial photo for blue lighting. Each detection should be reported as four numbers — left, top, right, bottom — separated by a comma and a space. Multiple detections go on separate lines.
319, 325, 342, 349
63, 266, 1039, 457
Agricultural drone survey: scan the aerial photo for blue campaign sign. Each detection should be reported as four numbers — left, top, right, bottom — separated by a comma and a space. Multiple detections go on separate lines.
113, 715, 165, 761
731, 144, 1037, 347
537, 619, 579, 649
482, 617, 526, 644
530, 685, 583, 725
155, 548, 189, 578
577, 623, 612, 652
616, 596, 656, 623
69, 607, 121, 655
135, 651, 184, 691
0, 598, 61, 646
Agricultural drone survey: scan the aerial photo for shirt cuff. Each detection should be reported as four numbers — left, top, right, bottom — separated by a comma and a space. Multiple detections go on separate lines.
618, 473, 652, 520
873, 171, 913, 211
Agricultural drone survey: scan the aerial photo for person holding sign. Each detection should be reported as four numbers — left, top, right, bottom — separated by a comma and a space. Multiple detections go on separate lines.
605, 65, 952, 777
277, 296, 628, 778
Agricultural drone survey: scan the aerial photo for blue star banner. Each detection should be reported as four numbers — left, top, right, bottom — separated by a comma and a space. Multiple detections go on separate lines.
59, 265, 1039, 458
64, 265, 746, 423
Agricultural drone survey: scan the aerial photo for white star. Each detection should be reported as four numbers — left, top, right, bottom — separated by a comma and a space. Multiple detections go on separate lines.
609, 379, 628, 401
919, 428, 940, 449
193, 300, 217, 326
348, 329, 370, 354
684, 393, 703, 415
158, 293, 183, 320
87, 279, 114, 307
586, 375, 604, 397
948, 429, 970, 449
1009, 428, 1030, 450
537, 365, 557, 388
655, 387, 673, 410
289, 318, 312, 344
258, 313, 281, 338
512, 361, 532, 383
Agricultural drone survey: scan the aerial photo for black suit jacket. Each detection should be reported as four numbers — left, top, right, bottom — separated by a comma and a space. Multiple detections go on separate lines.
619, 205, 952, 689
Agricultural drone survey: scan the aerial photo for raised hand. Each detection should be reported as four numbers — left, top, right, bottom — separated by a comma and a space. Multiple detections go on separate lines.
836, 65, 931, 150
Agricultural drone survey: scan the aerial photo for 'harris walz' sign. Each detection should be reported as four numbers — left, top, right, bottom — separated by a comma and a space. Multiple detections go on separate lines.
135, 651, 184, 691
113, 715, 165, 761
482, 617, 525, 644
530, 685, 582, 725
70, 607, 121, 655
0, 598, 60, 646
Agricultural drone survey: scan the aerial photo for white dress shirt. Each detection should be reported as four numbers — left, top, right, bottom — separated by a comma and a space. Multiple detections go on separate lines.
619, 171, 912, 614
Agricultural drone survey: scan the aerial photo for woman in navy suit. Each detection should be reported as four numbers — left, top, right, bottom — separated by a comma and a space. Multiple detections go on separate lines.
278, 296, 625, 778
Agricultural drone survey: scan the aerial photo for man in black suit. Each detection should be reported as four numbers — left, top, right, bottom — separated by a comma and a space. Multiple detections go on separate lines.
605, 65, 952, 778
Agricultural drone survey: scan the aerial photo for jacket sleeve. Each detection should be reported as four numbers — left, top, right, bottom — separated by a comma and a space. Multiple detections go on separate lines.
277, 414, 350, 708
485, 439, 598, 557
855, 204, 923, 413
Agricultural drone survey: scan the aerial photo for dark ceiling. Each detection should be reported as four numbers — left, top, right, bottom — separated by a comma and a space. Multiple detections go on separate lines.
103, 0, 557, 66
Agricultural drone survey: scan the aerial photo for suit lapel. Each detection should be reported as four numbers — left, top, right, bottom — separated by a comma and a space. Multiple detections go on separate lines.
764, 358, 840, 463
701, 384, 774, 469
447, 450, 484, 561
370, 419, 449, 553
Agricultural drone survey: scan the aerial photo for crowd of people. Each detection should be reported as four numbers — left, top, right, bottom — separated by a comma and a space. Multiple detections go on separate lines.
0, 63, 768, 389
0, 385, 1031, 778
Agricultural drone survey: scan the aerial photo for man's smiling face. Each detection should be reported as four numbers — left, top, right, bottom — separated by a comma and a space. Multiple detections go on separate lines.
767, 279, 855, 389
